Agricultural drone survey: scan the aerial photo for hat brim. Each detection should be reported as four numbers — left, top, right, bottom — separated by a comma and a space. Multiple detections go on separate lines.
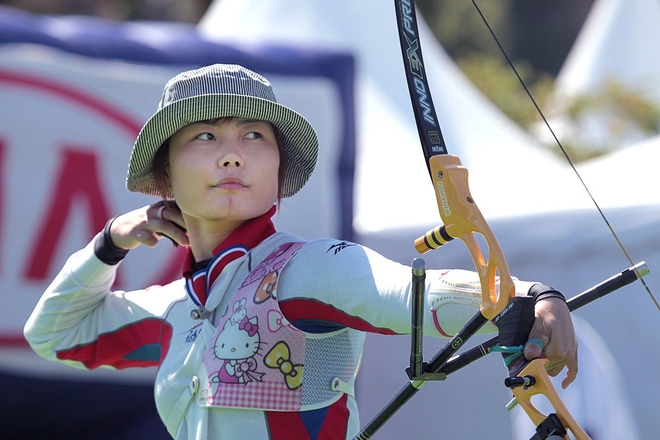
127, 94, 319, 198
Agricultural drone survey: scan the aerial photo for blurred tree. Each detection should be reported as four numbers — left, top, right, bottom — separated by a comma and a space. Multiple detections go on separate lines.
416, 0, 659, 162
0, 0, 212, 22
545, 80, 660, 161
417, 0, 514, 63
416, 0, 594, 77
456, 54, 555, 130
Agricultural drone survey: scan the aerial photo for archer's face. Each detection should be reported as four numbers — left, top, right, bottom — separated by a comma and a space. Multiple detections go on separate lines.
167, 117, 280, 227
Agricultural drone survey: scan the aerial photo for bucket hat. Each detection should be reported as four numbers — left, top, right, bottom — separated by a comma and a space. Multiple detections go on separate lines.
126, 64, 318, 198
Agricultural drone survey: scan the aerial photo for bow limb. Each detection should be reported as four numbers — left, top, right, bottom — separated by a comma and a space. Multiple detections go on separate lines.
395, 0, 516, 320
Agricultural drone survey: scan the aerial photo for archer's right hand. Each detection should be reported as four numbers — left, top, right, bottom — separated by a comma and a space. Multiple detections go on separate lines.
110, 201, 189, 250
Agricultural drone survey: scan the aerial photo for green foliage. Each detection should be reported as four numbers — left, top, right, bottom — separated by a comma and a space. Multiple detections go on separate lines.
566, 80, 660, 134
552, 80, 660, 161
416, 0, 514, 61
457, 55, 660, 162
456, 54, 554, 130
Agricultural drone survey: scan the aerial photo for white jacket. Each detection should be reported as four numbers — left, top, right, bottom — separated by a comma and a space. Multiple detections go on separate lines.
24, 231, 532, 439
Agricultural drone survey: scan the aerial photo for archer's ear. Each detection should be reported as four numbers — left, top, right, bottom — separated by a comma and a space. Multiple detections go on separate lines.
164, 167, 171, 190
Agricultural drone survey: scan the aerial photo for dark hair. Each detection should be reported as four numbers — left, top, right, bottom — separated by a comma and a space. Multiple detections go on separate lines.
152, 138, 172, 201
151, 119, 287, 204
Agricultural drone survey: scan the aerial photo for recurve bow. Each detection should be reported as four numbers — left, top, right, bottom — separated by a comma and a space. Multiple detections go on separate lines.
358, 1, 655, 439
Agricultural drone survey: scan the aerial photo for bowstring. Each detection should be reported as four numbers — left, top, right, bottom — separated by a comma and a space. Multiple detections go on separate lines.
470, 0, 659, 311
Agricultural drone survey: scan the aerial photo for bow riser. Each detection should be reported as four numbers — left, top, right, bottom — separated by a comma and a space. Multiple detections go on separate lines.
416, 154, 516, 319
512, 359, 590, 440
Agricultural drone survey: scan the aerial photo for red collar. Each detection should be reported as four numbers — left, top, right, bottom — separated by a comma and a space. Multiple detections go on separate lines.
182, 206, 277, 306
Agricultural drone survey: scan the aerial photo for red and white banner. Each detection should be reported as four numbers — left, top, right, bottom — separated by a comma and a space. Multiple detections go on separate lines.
0, 7, 355, 438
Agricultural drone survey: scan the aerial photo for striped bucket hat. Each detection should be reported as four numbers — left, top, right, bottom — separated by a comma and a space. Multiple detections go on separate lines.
126, 64, 319, 198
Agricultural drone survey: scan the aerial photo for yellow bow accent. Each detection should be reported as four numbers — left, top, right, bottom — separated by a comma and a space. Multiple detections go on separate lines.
511, 359, 591, 440
264, 341, 304, 390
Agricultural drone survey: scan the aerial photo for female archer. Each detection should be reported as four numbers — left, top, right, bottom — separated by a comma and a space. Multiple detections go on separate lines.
24, 64, 577, 439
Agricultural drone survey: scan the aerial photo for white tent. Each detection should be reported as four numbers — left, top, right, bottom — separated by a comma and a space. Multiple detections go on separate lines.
555, 0, 660, 103
548, 0, 660, 150
577, 132, 660, 208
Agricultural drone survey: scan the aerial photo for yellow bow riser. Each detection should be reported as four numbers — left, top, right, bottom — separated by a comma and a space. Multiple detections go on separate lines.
415, 145, 588, 440
415, 154, 516, 320
511, 359, 591, 440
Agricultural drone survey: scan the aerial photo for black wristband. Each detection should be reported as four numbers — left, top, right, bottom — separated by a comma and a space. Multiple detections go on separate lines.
94, 216, 129, 265
527, 283, 566, 303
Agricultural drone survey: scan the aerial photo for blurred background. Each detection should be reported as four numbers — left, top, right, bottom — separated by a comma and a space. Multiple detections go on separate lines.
1, 1, 658, 439
6, 0, 659, 161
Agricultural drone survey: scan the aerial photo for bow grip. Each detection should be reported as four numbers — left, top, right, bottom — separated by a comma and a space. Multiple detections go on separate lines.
512, 359, 591, 440
415, 154, 515, 319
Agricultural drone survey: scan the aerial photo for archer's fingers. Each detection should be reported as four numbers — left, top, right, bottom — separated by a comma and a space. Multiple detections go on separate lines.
555, 343, 578, 389
523, 337, 545, 361
542, 334, 579, 388
110, 202, 185, 249
561, 356, 579, 389
153, 203, 189, 247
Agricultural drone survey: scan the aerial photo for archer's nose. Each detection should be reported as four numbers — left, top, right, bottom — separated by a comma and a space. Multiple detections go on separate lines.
219, 148, 244, 168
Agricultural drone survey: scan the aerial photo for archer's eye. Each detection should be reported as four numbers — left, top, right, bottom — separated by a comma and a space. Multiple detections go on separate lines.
195, 132, 215, 141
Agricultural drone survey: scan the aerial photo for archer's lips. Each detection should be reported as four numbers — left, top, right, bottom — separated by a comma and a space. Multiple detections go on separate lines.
212, 177, 247, 189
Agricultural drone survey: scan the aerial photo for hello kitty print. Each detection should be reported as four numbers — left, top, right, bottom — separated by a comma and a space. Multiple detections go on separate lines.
211, 298, 265, 385
198, 242, 307, 411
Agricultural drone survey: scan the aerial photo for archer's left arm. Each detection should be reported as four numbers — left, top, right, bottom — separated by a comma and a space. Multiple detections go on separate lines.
277, 239, 524, 337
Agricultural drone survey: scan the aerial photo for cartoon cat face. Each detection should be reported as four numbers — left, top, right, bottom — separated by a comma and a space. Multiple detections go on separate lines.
213, 316, 261, 361
229, 298, 247, 325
